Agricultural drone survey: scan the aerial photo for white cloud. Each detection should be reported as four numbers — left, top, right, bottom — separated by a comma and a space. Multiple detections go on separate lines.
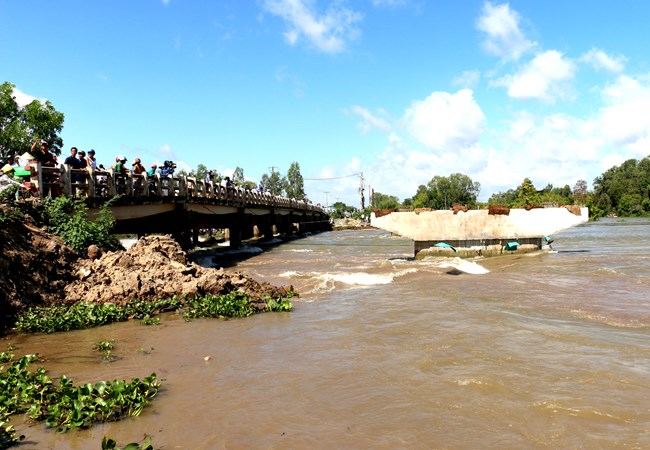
263, 0, 363, 54
347, 106, 392, 134
598, 74, 650, 155
11, 87, 42, 107
401, 89, 486, 150
476, 1, 536, 61
452, 70, 481, 88
580, 48, 626, 73
493, 50, 576, 101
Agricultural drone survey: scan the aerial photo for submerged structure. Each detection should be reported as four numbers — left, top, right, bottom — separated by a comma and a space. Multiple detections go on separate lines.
370, 206, 589, 258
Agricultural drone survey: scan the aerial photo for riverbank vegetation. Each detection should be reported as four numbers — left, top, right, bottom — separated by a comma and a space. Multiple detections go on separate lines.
0, 354, 159, 448
15, 294, 293, 335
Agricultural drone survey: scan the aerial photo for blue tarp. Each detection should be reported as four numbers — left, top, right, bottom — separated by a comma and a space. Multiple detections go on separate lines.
435, 242, 457, 252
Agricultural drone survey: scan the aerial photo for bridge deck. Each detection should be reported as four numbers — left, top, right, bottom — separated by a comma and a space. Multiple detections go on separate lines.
21, 162, 331, 247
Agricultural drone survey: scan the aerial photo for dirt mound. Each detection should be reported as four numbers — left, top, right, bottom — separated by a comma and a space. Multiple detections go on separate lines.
0, 209, 77, 323
64, 235, 293, 307
488, 205, 510, 215
1, 206, 294, 326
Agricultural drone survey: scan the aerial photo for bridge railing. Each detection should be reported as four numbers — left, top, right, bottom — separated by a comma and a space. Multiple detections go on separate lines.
26, 162, 324, 213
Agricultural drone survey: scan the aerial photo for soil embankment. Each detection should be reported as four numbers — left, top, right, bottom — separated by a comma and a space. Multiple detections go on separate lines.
0, 207, 294, 328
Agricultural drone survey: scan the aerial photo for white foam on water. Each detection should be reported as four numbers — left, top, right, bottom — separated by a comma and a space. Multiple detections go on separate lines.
434, 257, 490, 275
280, 268, 418, 287
221, 246, 263, 256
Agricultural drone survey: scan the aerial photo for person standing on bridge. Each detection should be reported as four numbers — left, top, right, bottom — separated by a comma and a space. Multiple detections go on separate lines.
31, 140, 56, 168
132, 158, 145, 175
63, 147, 80, 169
85, 149, 97, 171
114, 155, 128, 194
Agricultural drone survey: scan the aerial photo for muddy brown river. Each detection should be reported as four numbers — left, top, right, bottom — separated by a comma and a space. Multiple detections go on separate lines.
4, 218, 649, 449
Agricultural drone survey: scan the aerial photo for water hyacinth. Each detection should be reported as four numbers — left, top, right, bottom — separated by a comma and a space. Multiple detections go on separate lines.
0, 354, 160, 446
15, 293, 293, 334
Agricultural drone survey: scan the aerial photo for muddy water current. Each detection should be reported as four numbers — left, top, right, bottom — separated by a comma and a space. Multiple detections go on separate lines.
3, 218, 649, 449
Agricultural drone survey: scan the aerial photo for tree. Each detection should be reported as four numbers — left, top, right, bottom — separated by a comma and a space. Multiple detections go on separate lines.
406, 173, 480, 209
488, 188, 518, 206
372, 191, 400, 209
573, 179, 588, 205
516, 178, 538, 206
593, 157, 650, 215
330, 201, 356, 219
232, 166, 245, 185
0, 82, 65, 160
260, 170, 286, 196
285, 162, 306, 200
191, 163, 208, 181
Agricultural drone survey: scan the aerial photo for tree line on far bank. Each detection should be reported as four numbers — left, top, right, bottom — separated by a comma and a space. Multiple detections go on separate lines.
333, 157, 650, 220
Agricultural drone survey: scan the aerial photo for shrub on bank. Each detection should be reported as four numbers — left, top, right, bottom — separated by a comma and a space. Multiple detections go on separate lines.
43, 196, 121, 254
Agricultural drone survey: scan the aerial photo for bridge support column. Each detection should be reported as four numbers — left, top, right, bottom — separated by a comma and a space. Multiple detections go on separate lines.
228, 224, 242, 249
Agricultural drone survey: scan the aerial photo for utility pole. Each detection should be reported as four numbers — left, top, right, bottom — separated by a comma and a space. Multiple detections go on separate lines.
269, 166, 277, 173
359, 172, 365, 211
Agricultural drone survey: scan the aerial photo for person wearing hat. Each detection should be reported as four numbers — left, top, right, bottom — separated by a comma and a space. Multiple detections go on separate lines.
113, 155, 129, 194
0, 164, 25, 198
114, 155, 128, 174
132, 157, 145, 175
85, 149, 97, 170
147, 164, 157, 177
77, 150, 88, 170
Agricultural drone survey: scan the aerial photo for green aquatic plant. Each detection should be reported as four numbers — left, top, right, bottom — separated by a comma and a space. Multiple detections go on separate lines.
0, 353, 12, 364
140, 317, 160, 326
181, 292, 256, 320
102, 435, 154, 450
0, 354, 160, 444
15, 293, 293, 334
95, 341, 115, 352
15, 298, 181, 334
95, 341, 116, 361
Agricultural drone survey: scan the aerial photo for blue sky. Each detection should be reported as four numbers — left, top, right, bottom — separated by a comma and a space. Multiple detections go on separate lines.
2, 1, 650, 207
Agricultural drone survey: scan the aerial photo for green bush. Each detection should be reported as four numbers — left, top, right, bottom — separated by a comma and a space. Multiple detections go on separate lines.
43, 196, 121, 254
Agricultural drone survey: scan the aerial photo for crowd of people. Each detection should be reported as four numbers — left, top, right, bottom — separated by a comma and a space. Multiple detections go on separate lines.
1, 140, 273, 199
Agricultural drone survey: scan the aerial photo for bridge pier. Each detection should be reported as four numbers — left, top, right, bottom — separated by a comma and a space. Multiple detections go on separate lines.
227, 223, 242, 249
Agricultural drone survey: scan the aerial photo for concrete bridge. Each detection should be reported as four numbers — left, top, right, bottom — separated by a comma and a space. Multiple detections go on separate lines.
370, 206, 589, 258
25, 162, 331, 248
